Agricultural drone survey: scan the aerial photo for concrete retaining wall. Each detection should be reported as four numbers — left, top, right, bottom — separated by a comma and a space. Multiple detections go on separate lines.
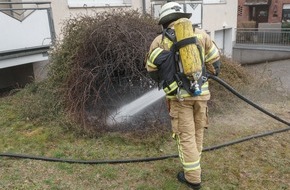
233, 44, 290, 65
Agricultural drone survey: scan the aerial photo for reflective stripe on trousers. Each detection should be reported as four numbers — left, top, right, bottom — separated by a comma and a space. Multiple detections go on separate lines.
170, 100, 208, 184
175, 134, 201, 171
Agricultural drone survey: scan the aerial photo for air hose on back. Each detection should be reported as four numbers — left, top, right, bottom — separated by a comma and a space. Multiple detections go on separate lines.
0, 75, 289, 164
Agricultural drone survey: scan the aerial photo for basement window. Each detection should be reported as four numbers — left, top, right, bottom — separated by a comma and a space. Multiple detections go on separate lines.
67, 0, 131, 8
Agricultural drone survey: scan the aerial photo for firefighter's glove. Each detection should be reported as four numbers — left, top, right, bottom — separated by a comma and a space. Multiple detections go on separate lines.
213, 60, 222, 76
148, 71, 159, 82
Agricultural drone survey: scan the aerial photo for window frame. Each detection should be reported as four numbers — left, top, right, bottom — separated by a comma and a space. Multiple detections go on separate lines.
67, 0, 132, 8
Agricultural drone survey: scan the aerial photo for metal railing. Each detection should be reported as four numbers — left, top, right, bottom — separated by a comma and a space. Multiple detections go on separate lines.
0, 1, 55, 41
0, 1, 55, 55
0, 1, 56, 69
236, 28, 290, 46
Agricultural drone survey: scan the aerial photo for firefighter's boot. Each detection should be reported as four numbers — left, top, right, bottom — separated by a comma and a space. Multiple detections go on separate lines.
177, 172, 201, 190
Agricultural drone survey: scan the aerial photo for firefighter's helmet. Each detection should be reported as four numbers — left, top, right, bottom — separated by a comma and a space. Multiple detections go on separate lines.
158, 2, 192, 25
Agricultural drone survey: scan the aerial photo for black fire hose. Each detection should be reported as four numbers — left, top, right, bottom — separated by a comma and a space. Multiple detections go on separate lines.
0, 75, 289, 164
207, 74, 290, 126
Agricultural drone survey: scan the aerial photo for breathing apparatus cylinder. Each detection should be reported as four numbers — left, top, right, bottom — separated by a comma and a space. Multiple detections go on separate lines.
174, 18, 202, 96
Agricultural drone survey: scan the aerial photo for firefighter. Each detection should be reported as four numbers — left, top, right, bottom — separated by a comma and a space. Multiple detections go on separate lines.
146, 2, 221, 189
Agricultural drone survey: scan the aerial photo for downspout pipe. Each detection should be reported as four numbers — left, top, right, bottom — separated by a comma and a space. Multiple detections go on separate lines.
142, 0, 146, 14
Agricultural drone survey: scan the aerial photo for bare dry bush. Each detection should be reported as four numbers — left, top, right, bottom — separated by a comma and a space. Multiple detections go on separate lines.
49, 10, 161, 133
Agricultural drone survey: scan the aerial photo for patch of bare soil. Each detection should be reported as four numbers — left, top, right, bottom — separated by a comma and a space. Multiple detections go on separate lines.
207, 59, 290, 155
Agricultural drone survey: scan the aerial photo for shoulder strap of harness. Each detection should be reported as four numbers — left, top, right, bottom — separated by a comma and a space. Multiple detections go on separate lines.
170, 37, 197, 53
162, 28, 176, 42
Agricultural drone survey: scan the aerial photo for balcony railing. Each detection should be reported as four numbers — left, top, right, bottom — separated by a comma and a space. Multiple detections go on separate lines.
0, 1, 55, 69
236, 28, 290, 46
0, 1, 55, 55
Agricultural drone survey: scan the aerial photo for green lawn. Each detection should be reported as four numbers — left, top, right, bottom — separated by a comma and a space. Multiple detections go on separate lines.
0, 91, 289, 190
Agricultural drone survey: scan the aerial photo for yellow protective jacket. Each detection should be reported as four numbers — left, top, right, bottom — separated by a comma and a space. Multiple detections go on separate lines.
146, 22, 220, 100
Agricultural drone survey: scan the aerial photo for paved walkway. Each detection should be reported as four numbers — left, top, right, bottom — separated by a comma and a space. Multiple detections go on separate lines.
244, 59, 290, 91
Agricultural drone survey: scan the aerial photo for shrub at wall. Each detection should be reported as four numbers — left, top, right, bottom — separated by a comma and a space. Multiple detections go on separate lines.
49, 10, 161, 132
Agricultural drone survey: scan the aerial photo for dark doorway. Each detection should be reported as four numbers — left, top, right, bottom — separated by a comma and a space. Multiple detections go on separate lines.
282, 9, 290, 21
250, 5, 269, 27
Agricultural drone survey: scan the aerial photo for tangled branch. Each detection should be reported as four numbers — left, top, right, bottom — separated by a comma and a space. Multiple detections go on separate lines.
49, 9, 161, 132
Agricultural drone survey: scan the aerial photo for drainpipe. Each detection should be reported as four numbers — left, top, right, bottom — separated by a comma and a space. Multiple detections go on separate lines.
222, 22, 228, 55
142, 0, 146, 14
47, 4, 56, 43
222, 28, 225, 55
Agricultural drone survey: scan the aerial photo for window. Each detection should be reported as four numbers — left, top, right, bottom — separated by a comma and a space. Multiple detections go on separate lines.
258, 10, 267, 17
67, 0, 131, 8
283, 4, 290, 21
203, 0, 226, 4
283, 10, 290, 20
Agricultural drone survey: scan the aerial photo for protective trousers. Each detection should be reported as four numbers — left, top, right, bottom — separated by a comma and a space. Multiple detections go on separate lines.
169, 99, 208, 184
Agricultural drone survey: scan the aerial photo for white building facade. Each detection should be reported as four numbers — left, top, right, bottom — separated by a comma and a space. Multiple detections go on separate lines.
23, 0, 237, 54
0, 0, 237, 88
203, 0, 238, 57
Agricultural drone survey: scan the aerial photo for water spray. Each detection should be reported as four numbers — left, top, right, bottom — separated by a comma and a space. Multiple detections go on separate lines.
107, 88, 165, 125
